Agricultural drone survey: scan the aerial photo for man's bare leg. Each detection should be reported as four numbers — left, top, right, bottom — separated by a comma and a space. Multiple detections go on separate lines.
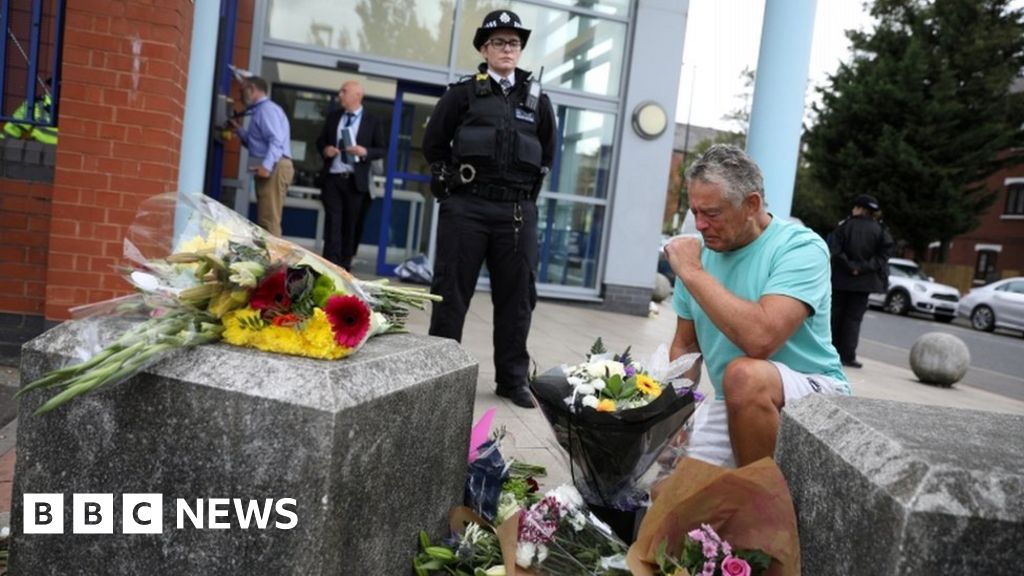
722, 357, 786, 466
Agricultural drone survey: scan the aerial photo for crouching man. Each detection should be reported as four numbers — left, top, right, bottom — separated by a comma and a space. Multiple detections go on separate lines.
664, 145, 850, 467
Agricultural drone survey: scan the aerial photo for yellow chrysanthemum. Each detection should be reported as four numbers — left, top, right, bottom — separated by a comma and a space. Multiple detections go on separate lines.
635, 373, 662, 398
177, 225, 236, 254
596, 399, 616, 412
222, 307, 354, 360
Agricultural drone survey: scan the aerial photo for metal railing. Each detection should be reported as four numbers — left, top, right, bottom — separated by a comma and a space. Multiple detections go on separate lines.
1, 0, 65, 127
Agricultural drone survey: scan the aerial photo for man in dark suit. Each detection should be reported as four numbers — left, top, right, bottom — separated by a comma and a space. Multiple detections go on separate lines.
316, 80, 386, 269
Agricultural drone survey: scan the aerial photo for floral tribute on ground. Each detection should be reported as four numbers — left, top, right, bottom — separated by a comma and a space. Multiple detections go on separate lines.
18, 193, 440, 415
414, 414, 632, 575
528, 338, 702, 538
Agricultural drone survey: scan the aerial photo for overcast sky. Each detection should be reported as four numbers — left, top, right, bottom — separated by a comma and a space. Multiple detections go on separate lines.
675, 0, 876, 132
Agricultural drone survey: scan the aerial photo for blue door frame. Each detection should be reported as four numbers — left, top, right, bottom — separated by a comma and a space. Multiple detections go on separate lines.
376, 80, 445, 276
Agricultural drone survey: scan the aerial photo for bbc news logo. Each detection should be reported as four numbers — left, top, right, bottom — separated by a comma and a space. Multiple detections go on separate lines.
23, 494, 298, 534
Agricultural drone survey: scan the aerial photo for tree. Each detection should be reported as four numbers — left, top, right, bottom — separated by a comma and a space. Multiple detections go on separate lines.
805, 0, 1024, 259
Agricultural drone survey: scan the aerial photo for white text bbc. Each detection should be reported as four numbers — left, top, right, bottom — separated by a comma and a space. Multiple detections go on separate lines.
23, 494, 298, 534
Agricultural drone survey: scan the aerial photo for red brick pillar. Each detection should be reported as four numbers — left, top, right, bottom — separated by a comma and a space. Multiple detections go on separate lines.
44, 1, 195, 320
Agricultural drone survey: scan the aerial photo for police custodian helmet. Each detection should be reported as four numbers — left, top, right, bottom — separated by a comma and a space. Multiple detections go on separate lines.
472, 10, 532, 50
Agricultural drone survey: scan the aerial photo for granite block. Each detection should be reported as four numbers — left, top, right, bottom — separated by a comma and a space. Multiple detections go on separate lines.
776, 395, 1024, 575
10, 319, 479, 575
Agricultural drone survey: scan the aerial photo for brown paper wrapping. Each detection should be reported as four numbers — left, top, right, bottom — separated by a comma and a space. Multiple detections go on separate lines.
627, 457, 800, 576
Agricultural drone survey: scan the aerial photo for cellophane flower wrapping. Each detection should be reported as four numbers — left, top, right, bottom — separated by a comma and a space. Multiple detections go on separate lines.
626, 457, 801, 576
529, 341, 702, 515
465, 439, 507, 524
504, 484, 631, 576
19, 192, 438, 415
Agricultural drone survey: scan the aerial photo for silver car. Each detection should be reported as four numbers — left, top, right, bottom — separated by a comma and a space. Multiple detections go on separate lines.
957, 277, 1024, 334
868, 258, 960, 322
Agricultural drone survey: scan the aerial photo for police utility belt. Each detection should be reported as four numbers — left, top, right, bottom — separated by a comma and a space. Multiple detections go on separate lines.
459, 182, 533, 202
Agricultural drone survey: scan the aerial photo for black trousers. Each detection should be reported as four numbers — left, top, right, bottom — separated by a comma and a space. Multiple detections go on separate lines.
320, 173, 362, 269
831, 290, 870, 363
429, 193, 538, 390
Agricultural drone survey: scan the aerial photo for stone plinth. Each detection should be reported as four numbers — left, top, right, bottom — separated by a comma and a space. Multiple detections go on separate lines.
10, 319, 478, 576
776, 395, 1024, 576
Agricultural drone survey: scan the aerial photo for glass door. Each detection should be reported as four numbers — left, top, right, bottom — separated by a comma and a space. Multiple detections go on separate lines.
376, 81, 444, 276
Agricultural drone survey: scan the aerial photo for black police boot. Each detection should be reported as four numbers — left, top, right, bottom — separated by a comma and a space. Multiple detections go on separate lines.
495, 386, 535, 409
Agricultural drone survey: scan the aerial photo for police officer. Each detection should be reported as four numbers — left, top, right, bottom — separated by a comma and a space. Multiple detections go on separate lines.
423, 10, 556, 409
828, 194, 894, 368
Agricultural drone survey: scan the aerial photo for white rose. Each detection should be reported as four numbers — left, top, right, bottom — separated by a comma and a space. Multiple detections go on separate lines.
587, 360, 625, 379
537, 543, 550, 564
591, 379, 607, 391
550, 485, 584, 511
581, 395, 599, 409
516, 542, 536, 568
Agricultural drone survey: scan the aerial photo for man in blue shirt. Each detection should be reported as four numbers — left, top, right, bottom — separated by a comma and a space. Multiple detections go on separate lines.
232, 76, 294, 237
664, 145, 849, 467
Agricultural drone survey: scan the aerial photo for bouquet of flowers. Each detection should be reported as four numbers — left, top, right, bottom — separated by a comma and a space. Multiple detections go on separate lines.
529, 338, 701, 528
628, 458, 800, 576
18, 193, 439, 416
512, 484, 630, 575
652, 524, 771, 576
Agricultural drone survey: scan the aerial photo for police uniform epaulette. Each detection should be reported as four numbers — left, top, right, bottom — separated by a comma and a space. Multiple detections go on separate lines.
450, 74, 475, 87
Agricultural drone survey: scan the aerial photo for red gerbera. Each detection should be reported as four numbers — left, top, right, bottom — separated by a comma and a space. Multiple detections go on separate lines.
324, 295, 371, 348
250, 267, 291, 312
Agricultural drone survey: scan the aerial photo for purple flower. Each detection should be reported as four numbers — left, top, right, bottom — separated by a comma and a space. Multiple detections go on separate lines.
625, 365, 636, 377
693, 389, 705, 402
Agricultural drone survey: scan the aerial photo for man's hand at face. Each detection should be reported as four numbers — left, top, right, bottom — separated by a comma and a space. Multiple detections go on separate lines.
664, 236, 704, 281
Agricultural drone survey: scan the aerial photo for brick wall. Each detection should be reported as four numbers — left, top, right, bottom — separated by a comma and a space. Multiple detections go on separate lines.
0, 178, 52, 316
43, 0, 195, 320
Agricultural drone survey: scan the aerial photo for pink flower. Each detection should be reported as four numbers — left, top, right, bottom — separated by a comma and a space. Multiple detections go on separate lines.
721, 556, 752, 576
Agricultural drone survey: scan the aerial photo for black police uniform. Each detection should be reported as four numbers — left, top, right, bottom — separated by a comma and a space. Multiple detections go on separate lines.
423, 64, 556, 397
828, 212, 894, 365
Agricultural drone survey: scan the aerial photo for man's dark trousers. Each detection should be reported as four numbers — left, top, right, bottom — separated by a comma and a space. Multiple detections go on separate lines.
831, 290, 870, 364
321, 172, 362, 269
429, 193, 538, 390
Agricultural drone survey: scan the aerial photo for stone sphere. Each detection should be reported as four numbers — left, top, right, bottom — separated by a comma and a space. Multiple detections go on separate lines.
652, 273, 673, 303
910, 332, 971, 387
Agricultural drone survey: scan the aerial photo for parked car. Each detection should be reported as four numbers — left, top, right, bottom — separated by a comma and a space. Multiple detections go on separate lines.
867, 258, 960, 322
957, 277, 1024, 334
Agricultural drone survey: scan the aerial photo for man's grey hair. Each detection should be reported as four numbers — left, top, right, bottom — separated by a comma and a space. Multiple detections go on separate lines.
684, 144, 765, 208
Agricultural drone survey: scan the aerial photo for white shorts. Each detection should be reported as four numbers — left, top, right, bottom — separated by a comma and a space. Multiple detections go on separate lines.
684, 361, 846, 468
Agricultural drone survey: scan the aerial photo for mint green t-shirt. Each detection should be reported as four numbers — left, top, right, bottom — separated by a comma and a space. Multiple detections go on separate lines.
672, 216, 849, 399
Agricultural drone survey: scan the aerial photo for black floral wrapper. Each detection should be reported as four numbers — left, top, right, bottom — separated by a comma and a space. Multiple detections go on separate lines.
529, 367, 696, 539
464, 439, 506, 522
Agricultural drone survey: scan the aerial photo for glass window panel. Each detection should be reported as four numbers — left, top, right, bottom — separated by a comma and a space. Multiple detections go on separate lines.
551, 106, 616, 199
266, 0, 454, 67
457, 1, 627, 97
545, 0, 632, 17
536, 199, 605, 289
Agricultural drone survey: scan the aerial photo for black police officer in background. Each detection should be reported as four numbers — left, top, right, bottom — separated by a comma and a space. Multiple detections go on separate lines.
828, 194, 894, 368
423, 10, 556, 409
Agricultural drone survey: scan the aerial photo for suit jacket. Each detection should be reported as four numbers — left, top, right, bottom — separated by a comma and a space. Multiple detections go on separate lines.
316, 108, 386, 194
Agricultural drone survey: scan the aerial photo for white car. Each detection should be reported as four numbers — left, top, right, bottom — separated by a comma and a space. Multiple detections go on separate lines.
957, 277, 1024, 334
868, 258, 960, 322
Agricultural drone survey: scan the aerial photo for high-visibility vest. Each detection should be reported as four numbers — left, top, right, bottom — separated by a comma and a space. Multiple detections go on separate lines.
3, 95, 58, 144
